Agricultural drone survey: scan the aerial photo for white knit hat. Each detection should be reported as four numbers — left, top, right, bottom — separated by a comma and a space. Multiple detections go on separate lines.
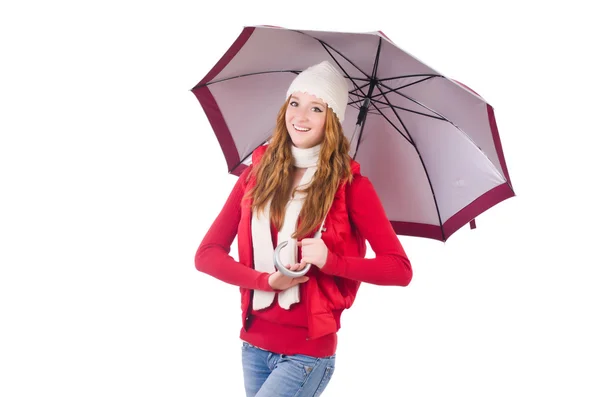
286, 61, 349, 123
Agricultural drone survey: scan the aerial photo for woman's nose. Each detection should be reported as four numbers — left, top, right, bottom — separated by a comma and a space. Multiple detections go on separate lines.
295, 106, 309, 119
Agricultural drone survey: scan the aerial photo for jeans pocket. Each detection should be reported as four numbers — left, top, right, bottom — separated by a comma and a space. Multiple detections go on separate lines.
315, 365, 335, 396
288, 354, 318, 370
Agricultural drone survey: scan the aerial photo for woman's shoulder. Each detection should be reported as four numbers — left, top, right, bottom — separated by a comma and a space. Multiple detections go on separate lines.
251, 145, 269, 164
349, 158, 362, 177
239, 145, 269, 184
346, 160, 377, 197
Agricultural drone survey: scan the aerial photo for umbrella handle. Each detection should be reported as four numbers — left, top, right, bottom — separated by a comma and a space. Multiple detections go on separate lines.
273, 241, 311, 278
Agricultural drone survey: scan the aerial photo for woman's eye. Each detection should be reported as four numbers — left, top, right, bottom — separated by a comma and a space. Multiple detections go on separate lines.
312, 107, 323, 113
289, 101, 298, 107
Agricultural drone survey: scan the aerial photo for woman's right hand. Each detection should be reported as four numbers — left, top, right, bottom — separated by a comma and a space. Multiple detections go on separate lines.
268, 266, 309, 290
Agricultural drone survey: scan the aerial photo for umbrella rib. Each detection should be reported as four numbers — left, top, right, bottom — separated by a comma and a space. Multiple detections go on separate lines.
349, 82, 371, 99
351, 76, 440, 115
371, 76, 437, 98
347, 84, 370, 111
367, 97, 445, 120
378, 74, 442, 82
229, 140, 270, 173
370, 38, 382, 82
291, 30, 370, 78
378, 80, 495, 168
374, 88, 414, 144
348, 97, 367, 106
317, 42, 370, 101
366, 101, 413, 146
292, 30, 382, 103
377, 80, 452, 122
370, 97, 447, 240
193, 70, 302, 88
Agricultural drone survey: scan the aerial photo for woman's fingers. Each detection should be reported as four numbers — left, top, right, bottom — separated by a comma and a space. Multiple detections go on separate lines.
269, 270, 309, 290
291, 276, 309, 286
286, 263, 308, 271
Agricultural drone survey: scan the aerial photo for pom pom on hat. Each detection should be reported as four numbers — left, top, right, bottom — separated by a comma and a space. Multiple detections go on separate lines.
286, 61, 349, 123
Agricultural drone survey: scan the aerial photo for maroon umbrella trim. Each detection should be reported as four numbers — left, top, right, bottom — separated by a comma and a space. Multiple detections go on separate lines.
193, 87, 240, 173
192, 27, 256, 173
197, 27, 255, 86
451, 80, 513, 189
390, 221, 443, 241
231, 163, 249, 177
391, 182, 514, 241
442, 182, 514, 239
377, 31, 392, 41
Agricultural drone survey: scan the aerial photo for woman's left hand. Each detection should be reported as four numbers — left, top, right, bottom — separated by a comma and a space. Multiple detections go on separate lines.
297, 238, 328, 269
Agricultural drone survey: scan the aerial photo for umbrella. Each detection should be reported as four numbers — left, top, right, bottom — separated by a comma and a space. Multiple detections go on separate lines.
191, 25, 514, 242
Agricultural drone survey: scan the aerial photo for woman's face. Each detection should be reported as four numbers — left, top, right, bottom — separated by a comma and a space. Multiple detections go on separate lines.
285, 92, 327, 149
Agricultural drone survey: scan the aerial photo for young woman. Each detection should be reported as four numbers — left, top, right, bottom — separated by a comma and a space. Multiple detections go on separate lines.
195, 61, 412, 397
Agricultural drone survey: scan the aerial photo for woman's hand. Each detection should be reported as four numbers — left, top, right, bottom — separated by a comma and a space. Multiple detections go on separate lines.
267, 238, 328, 290
268, 268, 309, 290
297, 238, 328, 269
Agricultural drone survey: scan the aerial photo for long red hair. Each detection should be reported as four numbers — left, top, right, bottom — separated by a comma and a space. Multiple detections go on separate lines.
247, 98, 353, 239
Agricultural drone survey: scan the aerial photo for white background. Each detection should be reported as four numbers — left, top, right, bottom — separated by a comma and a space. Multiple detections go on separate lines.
1, 1, 599, 396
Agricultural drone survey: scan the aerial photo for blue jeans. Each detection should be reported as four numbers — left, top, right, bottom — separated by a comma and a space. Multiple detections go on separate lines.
241, 342, 336, 397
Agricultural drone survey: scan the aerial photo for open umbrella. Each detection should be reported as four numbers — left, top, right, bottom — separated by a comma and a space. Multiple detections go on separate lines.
192, 25, 514, 242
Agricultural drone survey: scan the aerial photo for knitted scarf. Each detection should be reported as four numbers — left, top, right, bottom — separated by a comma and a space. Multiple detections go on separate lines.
252, 144, 321, 310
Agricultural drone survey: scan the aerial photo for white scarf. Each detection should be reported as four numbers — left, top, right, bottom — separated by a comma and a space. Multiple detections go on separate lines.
252, 144, 321, 310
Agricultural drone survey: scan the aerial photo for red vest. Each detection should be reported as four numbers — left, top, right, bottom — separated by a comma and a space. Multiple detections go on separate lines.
237, 146, 365, 340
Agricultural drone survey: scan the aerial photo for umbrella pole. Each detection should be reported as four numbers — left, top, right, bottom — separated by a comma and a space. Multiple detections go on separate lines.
349, 123, 360, 157
350, 98, 371, 159
350, 38, 379, 158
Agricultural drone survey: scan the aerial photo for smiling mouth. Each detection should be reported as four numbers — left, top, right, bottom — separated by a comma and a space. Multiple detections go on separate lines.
293, 124, 311, 132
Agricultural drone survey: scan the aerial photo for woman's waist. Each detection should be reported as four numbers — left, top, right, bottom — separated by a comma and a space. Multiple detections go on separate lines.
241, 315, 337, 358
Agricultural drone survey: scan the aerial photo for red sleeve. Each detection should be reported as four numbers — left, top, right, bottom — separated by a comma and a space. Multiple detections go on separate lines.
320, 175, 413, 286
195, 167, 274, 291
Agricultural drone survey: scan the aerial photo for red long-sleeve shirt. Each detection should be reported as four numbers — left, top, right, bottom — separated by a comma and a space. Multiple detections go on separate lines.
196, 169, 412, 357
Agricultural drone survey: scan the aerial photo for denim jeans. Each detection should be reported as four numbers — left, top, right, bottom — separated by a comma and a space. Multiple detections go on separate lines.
241, 342, 336, 397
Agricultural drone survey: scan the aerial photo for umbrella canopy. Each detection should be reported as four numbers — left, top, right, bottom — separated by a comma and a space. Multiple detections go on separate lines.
192, 25, 514, 241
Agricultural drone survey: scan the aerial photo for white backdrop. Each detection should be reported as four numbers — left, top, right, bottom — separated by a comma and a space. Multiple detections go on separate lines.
1, 1, 599, 396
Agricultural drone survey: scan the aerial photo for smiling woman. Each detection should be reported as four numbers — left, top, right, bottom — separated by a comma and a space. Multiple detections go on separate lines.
195, 61, 412, 397
286, 93, 327, 149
